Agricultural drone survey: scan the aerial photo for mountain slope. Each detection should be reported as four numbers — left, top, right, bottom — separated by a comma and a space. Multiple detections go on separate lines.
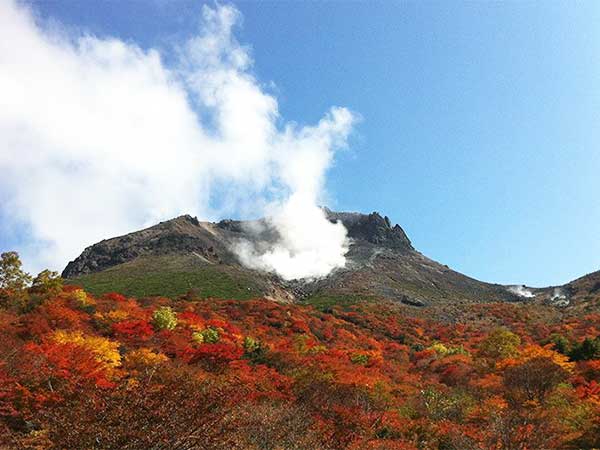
63, 211, 527, 305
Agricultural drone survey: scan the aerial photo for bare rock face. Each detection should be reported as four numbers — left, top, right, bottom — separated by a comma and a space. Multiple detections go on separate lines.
325, 210, 413, 251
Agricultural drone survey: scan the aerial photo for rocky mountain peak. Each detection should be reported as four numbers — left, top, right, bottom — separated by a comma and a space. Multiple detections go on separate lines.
62, 210, 414, 279
325, 209, 413, 251
170, 214, 200, 226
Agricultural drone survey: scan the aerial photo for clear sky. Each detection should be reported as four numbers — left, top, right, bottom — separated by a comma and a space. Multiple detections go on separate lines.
2, 1, 599, 287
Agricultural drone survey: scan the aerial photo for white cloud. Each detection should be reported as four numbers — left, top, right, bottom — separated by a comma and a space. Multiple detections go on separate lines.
0, 1, 356, 279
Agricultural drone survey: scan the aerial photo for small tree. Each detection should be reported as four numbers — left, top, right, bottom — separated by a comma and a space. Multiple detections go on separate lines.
569, 338, 600, 361
547, 334, 571, 355
0, 251, 31, 292
478, 328, 521, 361
503, 356, 569, 405
30, 269, 63, 296
152, 306, 178, 331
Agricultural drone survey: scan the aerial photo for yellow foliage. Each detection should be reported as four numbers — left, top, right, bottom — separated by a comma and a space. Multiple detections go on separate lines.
124, 348, 168, 368
308, 345, 327, 355
70, 288, 95, 307
192, 331, 204, 344
106, 310, 130, 322
520, 344, 575, 371
498, 344, 575, 372
94, 309, 130, 327
52, 330, 121, 368
125, 378, 140, 390
428, 342, 468, 357
429, 342, 449, 354
478, 328, 521, 361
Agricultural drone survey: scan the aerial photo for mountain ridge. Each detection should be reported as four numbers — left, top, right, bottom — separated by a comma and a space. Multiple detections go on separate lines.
62, 210, 599, 308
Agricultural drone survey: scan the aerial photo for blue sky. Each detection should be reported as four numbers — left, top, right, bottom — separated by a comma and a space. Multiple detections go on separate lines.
3, 1, 600, 286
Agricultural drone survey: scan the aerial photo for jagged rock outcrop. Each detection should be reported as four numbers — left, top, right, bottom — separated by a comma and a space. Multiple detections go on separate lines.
325, 210, 413, 251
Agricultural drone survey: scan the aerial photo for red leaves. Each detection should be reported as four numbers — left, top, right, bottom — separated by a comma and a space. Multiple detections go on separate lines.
101, 292, 128, 303
21, 300, 88, 338
580, 359, 600, 381
0, 366, 18, 419
186, 343, 244, 370
575, 379, 600, 407
22, 341, 114, 391
2, 286, 600, 448
178, 311, 205, 328
112, 319, 154, 342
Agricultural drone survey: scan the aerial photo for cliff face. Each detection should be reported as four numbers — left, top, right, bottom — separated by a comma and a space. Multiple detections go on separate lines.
325, 210, 413, 251
63, 210, 527, 305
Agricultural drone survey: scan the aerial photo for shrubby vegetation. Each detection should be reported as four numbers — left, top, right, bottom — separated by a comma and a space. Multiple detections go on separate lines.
152, 306, 178, 331
1, 252, 600, 449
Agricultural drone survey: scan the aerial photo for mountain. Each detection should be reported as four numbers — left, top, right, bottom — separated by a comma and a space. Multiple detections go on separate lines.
62, 210, 595, 308
62, 211, 518, 306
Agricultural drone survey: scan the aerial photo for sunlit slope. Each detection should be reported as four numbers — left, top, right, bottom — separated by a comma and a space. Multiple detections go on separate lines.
68, 254, 265, 300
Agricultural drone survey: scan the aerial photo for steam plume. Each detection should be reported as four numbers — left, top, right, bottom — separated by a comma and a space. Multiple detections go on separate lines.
0, 1, 356, 278
507, 285, 535, 298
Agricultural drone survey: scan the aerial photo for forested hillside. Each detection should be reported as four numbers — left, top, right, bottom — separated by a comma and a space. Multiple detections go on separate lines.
1, 253, 600, 449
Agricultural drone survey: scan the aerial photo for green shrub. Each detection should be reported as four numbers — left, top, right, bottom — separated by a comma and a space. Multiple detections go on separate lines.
152, 306, 178, 330
191, 331, 204, 344
569, 337, 600, 361
428, 342, 468, 356
546, 334, 571, 355
243, 336, 269, 363
243, 336, 260, 353
350, 353, 370, 365
421, 387, 474, 421
203, 327, 220, 343
193, 327, 220, 344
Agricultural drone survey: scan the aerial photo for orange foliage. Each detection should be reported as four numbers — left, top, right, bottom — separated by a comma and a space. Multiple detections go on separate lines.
0, 286, 599, 448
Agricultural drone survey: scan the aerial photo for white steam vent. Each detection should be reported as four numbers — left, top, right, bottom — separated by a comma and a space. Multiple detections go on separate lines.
507, 285, 536, 298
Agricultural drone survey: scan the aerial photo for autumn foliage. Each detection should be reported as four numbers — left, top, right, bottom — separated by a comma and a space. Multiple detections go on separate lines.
1, 279, 600, 448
